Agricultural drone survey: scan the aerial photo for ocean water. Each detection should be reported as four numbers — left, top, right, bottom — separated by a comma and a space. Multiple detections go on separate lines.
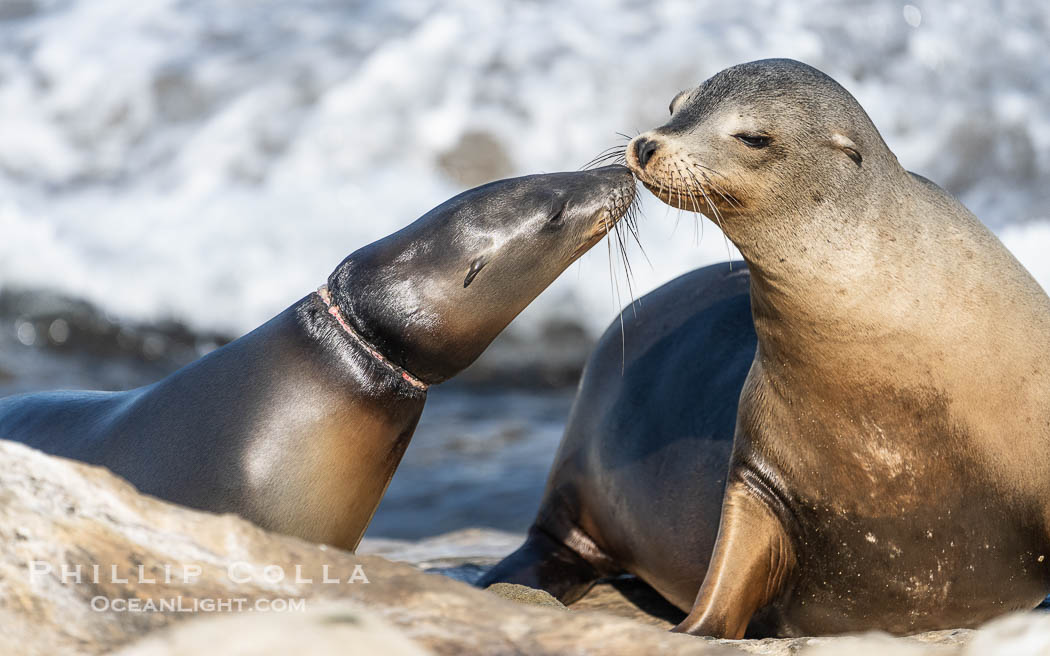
1, 0, 1047, 339
1, 0, 1048, 538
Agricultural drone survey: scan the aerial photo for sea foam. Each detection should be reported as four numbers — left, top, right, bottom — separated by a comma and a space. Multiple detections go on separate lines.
0, 0, 1046, 339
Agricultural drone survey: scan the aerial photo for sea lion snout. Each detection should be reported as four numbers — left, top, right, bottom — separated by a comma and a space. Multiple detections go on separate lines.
626, 134, 662, 172
585, 164, 637, 217
563, 165, 637, 259
624, 131, 734, 215
574, 164, 636, 197
549, 165, 635, 236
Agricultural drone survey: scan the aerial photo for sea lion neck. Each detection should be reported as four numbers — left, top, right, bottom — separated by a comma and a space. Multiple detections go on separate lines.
321, 168, 636, 385
315, 284, 429, 391
319, 168, 636, 385
324, 239, 466, 387
321, 206, 513, 386
738, 172, 927, 376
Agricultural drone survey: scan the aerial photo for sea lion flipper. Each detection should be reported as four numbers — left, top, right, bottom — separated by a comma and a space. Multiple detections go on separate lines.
672, 481, 795, 639
478, 527, 607, 604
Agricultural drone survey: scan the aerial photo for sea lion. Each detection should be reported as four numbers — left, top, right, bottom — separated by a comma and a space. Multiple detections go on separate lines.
0, 166, 637, 551
481, 59, 1050, 638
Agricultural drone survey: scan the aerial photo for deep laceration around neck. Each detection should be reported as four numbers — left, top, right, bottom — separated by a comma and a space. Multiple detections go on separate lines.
315, 284, 430, 392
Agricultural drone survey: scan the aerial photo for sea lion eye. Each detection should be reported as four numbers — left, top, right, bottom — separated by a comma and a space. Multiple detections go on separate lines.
547, 203, 566, 224
734, 134, 772, 149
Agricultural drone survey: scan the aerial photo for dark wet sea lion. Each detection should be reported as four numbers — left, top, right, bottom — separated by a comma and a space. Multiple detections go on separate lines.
482, 59, 1050, 638
0, 166, 636, 551
480, 262, 754, 608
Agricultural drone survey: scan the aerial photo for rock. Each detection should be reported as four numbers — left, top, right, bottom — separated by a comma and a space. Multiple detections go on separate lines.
0, 440, 734, 655
359, 528, 533, 585
485, 582, 568, 610
112, 601, 430, 656
3, 437, 1050, 655
571, 576, 686, 628
961, 613, 1050, 655
359, 528, 525, 570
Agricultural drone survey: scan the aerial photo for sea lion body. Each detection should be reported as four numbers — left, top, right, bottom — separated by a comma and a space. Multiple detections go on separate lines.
0, 307, 422, 549
0, 166, 637, 551
483, 60, 1050, 637
515, 263, 755, 609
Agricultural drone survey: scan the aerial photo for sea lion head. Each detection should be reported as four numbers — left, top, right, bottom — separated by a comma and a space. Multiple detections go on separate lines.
626, 59, 902, 237
328, 165, 636, 385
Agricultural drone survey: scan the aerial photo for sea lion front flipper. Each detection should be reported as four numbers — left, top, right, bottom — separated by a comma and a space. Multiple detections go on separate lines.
672, 479, 795, 639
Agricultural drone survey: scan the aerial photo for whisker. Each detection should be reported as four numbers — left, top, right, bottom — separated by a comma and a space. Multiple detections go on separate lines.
581, 151, 622, 169
613, 225, 637, 320
685, 167, 735, 266
683, 164, 707, 247
580, 145, 629, 171
671, 160, 700, 246
615, 185, 642, 305
600, 209, 628, 374
692, 162, 733, 183
613, 217, 637, 300
689, 162, 741, 208
667, 163, 687, 237
625, 196, 651, 269
702, 178, 740, 210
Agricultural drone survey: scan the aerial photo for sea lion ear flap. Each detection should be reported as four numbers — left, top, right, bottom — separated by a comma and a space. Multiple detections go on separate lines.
463, 255, 488, 288
830, 132, 863, 167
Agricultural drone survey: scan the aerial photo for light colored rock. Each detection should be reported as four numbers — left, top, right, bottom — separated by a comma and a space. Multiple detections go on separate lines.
961, 613, 1050, 655
112, 601, 430, 656
571, 576, 687, 629
485, 582, 568, 610
0, 440, 735, 655
3, 438, 1050, 656
796, 632, 961, 656
359, 528, 524, 570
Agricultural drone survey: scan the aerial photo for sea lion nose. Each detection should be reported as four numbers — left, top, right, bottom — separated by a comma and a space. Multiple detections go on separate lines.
634, 138, 659, 169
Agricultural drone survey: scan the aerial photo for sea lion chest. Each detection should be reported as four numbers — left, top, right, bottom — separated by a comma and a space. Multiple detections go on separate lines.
743, 375, 1050, 636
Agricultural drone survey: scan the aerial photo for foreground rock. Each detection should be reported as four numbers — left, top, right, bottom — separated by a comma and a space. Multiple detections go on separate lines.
113, 601, 429, 656
0, 440, 734, 655
0, 439, 1048, 655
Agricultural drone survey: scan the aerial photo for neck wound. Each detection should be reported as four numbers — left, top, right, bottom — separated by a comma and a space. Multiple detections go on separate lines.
316, 285, 429, 392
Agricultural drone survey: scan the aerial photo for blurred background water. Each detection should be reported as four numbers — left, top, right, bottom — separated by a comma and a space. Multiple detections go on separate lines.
0, 0, 1047, 539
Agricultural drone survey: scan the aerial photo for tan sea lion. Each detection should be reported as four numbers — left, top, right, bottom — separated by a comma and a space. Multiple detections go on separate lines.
482, 59, 1050, 638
